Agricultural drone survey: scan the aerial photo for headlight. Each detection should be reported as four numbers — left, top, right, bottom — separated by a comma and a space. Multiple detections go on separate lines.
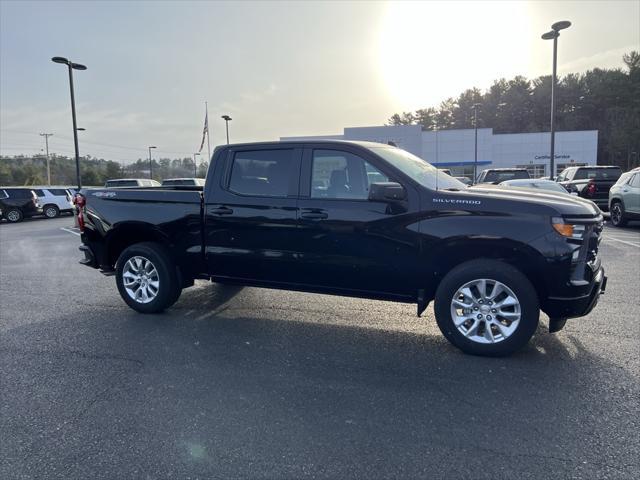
552, 217, 586, 240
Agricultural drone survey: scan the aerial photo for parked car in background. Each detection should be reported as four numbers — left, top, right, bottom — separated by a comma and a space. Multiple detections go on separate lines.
608, 167, 640, 227
556, 165, 622, 211
0, 187, 42, 223
161, 178, 205, 187
454, 176, 472, 186
499, 179, 577, 195
476, 168, 530, 184
104, 179, 161, 188
32, 187, 74, 218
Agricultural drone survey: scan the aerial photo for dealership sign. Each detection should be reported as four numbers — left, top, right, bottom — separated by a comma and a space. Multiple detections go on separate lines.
534, 154, 571, 160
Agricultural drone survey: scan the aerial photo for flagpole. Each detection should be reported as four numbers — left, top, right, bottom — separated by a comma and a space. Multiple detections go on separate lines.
206, 101, 211, 163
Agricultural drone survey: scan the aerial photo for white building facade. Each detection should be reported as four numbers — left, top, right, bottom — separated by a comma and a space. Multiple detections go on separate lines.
282, 125, 598, 179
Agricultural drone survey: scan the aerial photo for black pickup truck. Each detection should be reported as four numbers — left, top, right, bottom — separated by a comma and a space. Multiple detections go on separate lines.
76, 141, 607, 356
556, 165, 622, 211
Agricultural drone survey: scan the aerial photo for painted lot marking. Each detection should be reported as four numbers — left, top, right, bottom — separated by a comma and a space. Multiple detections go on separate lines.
60, 227, 81, 237
603, 235, 640, 248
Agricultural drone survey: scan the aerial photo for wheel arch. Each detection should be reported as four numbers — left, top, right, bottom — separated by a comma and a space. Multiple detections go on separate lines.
427, 238, 547, 303
105, 222, 172, 268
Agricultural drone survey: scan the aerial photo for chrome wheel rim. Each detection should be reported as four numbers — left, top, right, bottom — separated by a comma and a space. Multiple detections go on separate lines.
122, 256, 160, 304
611, 204, 621, 225
45, 207, 57, 218
450, 278, 521, 344
7, 211, 19, 222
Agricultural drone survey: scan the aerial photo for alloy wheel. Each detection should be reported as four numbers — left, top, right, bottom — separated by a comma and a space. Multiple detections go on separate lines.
122, 256, 160, 304
611, 204, 622, 225
450, 278, 521, 344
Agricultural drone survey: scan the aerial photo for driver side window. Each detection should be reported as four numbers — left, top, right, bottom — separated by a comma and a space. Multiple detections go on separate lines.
311, 150, 388, 199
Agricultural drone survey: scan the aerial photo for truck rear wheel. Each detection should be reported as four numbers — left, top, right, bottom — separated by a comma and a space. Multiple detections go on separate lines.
115, 242, 182, 313
434, 259, 539, 357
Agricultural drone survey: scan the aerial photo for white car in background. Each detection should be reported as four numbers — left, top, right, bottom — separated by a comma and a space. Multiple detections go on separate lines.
32, 187, 74, 218
499, 179, 576, 195
498, 178, 600, 211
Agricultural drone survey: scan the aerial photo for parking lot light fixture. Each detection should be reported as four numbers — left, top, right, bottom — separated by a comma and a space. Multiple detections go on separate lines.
542, 20, 571, 179
148, 146, 157, 179
52, 56, 87, 189
472, 103, 482, 184
221, 115, 232, 144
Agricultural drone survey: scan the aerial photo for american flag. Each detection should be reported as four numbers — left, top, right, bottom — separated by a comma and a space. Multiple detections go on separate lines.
198, 110, 208, 153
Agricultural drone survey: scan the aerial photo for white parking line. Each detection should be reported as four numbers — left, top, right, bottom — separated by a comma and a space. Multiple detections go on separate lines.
603, 236, 640, 248
60, 227, 81, 237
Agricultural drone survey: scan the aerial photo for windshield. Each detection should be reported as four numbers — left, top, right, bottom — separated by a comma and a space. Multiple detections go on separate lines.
371, 147, 465, 190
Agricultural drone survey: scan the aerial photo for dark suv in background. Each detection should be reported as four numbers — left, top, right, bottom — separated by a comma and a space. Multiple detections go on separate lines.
0, 188, 42, 223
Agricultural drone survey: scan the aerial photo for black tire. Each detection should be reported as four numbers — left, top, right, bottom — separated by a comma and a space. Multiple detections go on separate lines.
434, 259, 540, 357
115, 242, 182, 313
610, 201, 627, 227
43, 204, 60, 218
5, 208, 23, 223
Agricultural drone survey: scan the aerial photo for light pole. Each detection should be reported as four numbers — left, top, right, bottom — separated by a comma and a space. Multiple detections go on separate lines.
39, 133, 53, 185
472, 103, 481, 184
542, 20, 571, 179
221, 115, 232, 144
148, 146, 157, 179
51, 56, 86, 189
193, 152, 200, 176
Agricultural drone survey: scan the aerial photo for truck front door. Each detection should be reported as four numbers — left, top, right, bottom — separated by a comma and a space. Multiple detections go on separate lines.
294, 146, 422, 297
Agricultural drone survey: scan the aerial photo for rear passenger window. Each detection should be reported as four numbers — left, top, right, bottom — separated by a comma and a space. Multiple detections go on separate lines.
7, 189, 32, 199
33, 189, 46, 196
49, 189, 67, 196
228, 149, 294, 197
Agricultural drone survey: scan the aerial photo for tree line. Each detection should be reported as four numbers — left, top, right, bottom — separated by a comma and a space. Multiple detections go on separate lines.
0, 154, 209, 186
388, 51, 640, 169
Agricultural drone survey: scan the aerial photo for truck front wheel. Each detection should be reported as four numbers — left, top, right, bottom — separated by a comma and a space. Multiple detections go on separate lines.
434, 259, 539, 356
115, 242, 182, 313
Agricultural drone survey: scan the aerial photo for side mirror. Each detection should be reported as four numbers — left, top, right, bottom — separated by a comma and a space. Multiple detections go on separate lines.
368, 182, 406, 202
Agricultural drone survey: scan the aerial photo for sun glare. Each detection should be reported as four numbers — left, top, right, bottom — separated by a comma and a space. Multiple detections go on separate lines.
377, 1, 532, 111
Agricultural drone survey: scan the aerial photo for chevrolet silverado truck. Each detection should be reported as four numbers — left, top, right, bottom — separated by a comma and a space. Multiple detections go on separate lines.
76, 141, 607, 356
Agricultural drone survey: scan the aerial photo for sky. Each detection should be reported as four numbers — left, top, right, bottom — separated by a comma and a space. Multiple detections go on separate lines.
1, 0, 638, 164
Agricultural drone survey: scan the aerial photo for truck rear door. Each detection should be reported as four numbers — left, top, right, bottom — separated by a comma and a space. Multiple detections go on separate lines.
203, 146, 302, 283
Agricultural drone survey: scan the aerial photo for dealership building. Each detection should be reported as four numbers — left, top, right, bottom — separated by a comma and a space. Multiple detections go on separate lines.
282, 125, 598, 179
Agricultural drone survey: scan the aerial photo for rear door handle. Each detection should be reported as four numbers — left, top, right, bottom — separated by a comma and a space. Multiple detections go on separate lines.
301, 211, 328, 220
211, 206, 233, 215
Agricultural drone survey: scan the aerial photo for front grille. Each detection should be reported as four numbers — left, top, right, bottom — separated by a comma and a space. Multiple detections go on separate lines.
569, 217, 603, 283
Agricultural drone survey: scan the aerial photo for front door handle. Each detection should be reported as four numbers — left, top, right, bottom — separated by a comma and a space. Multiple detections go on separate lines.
211, 206, 233, 215
301, 211, 328, 220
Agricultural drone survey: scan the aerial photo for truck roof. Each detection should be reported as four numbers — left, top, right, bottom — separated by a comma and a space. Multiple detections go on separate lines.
221, 139, 392, 149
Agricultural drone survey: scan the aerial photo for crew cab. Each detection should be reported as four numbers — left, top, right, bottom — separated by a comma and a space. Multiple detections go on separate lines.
76, 141, 607, 356
556, 166, 622, 211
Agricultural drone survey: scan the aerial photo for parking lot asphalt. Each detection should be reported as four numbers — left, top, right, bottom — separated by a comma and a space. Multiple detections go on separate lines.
1, 216, 639, 479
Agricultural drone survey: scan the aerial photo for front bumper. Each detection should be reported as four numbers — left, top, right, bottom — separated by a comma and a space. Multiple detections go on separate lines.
544, 267, 607, 319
